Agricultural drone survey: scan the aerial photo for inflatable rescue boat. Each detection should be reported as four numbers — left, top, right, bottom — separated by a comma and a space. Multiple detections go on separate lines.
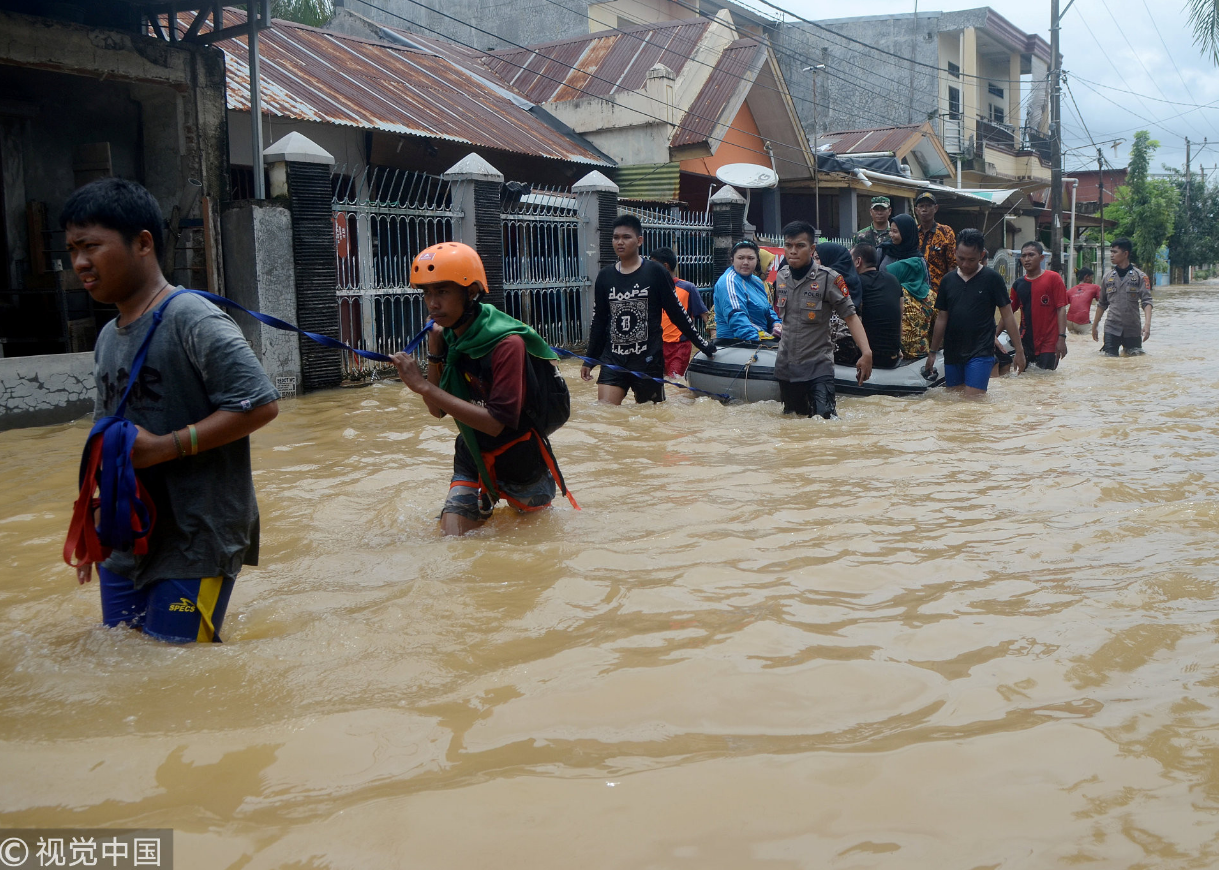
686, 339, 944, 402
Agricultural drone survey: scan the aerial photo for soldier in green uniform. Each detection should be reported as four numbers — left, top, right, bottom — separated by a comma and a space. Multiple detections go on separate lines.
853, 196, 892, 249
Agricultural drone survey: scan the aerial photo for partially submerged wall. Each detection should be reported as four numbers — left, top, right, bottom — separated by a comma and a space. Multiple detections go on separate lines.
0, 353, 93, 431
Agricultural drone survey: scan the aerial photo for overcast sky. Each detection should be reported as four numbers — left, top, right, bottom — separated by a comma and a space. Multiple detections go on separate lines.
772, 0, 1219, 177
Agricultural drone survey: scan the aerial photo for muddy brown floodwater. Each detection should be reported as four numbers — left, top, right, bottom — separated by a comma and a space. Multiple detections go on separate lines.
3, 285, 1219, 868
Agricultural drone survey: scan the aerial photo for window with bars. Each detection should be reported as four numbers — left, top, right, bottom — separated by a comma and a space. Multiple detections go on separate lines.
948, 87, 961, 120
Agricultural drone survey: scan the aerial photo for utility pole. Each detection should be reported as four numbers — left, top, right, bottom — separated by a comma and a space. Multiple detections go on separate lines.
803, 64, 826, 231
248, 0, 269, 199
1185, 137, 1191, 222
1097, 146, 1106, 275
1049, 0, 1064, 273
1183, 138, 1208, 283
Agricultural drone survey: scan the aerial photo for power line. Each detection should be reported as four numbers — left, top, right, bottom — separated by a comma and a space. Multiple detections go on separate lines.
1069, 72, 1219, 112
1066, 4, 1182, 138
561, 0, 1046, 146
1103, 0, 1219, 140
737, 0, 1033, 84
1063, 75, 1097, 148
355, 0, 816, 171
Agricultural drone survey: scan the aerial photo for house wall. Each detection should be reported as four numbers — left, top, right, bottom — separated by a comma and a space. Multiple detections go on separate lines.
0, 10, 227, 373
0, 351, 93, 431
774, 14, 942, 142
588, 0, 689, 31
679, 101, 768, 178
229, 112, 366, 171
337, 0, 585, 51
976, 54, 1013, 126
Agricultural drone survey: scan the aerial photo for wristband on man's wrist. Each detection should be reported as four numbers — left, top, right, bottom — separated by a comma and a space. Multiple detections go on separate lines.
427, 353, 444, 364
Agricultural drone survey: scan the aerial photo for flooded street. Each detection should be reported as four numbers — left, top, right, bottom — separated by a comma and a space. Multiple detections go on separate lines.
3, 284, 1219, 868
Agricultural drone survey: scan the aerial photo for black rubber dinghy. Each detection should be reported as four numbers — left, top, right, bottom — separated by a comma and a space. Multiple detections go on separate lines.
686, 339, 944, 402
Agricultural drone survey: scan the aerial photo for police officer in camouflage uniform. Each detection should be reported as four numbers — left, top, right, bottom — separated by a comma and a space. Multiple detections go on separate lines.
853, 196, 892, 249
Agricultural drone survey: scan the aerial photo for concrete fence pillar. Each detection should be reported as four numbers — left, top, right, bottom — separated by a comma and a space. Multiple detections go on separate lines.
711, 185, 747, 276
573, 170, 619, 337
838, 192, 858, 242
443, 153, 505, 309
220, 202, 302, 397
264, 133, 341, 393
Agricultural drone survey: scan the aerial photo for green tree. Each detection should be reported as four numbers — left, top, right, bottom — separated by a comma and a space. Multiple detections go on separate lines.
272, 0, 333, 27
1107, 131, 1178, 268
1165, 167, 1219, 281
1187, 0, 1219, 63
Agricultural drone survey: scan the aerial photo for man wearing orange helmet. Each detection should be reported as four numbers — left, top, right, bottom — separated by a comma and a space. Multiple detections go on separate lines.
390, 242, 575, 536
581, 214, 716, 403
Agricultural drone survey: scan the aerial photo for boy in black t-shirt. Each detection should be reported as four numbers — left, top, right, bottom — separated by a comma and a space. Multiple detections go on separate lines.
581, 215, 715, 404
925, 229, 1026, 396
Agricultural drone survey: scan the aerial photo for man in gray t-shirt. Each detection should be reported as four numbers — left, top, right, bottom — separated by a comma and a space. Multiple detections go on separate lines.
64, 178, 279, 643
93, 291, 280, 586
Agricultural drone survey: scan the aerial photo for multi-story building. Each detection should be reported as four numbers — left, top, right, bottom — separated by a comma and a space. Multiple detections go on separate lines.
776, 8, 1052, 187
346, 1, 1056, 188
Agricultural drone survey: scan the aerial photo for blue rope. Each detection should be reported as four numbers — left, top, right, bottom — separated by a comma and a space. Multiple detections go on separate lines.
178, 289, 733, 402
549, 347, 731, 401
181, 289, 433, 361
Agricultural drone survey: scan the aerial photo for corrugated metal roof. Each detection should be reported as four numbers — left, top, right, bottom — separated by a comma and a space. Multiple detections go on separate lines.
818, 126, 924, 155
670, 38, 766, 148
482, 18, 709, 104
613, 162, 680, 201
216, 11, 611, 165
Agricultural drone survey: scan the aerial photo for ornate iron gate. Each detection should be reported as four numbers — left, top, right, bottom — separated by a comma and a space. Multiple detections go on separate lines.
333, 166, 461, 377
501, 186, 588, 347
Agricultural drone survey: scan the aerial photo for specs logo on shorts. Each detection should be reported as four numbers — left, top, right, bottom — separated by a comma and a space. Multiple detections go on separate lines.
168, 598, 197, 613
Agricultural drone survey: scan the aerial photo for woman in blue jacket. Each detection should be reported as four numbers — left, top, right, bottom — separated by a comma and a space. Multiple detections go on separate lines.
713, 240, 781, 341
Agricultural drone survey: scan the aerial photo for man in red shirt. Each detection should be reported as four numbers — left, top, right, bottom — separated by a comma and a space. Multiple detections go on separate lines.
1009, 241, 1068, 370
1065, 267, 1101, 334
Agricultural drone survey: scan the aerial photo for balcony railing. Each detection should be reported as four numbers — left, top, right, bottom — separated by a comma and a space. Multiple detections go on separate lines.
978, 118, 1017, 152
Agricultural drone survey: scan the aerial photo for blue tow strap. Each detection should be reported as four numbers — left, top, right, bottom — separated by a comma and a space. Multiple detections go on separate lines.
179, 288, 733, 401
65, 288, 728, 565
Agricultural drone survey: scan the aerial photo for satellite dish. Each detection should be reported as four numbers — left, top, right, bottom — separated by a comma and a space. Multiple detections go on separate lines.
715, 164, 778, 226
715, 163, 779, 189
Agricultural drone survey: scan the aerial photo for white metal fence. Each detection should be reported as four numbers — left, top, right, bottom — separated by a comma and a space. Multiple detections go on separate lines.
501, 185, 588, 347
332, 166, 460, 377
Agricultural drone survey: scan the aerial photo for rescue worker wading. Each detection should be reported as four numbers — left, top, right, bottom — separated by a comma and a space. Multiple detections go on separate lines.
391, 243, 576, 537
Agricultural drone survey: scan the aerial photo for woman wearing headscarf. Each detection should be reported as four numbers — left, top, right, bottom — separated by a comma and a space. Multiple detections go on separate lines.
878, 213, 934, 359
713, 240, 782, 342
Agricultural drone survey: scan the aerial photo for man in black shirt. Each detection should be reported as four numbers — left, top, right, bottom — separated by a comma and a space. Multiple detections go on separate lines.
581, 215, 715, 404
851, 242, 903, 368
925, 228, 1026, 396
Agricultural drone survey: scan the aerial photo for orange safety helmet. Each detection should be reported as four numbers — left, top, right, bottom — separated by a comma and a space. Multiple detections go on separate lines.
411, 242, 488, 294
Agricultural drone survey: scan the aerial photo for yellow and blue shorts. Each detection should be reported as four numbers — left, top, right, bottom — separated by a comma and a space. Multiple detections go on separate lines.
98, 565, 234, 643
